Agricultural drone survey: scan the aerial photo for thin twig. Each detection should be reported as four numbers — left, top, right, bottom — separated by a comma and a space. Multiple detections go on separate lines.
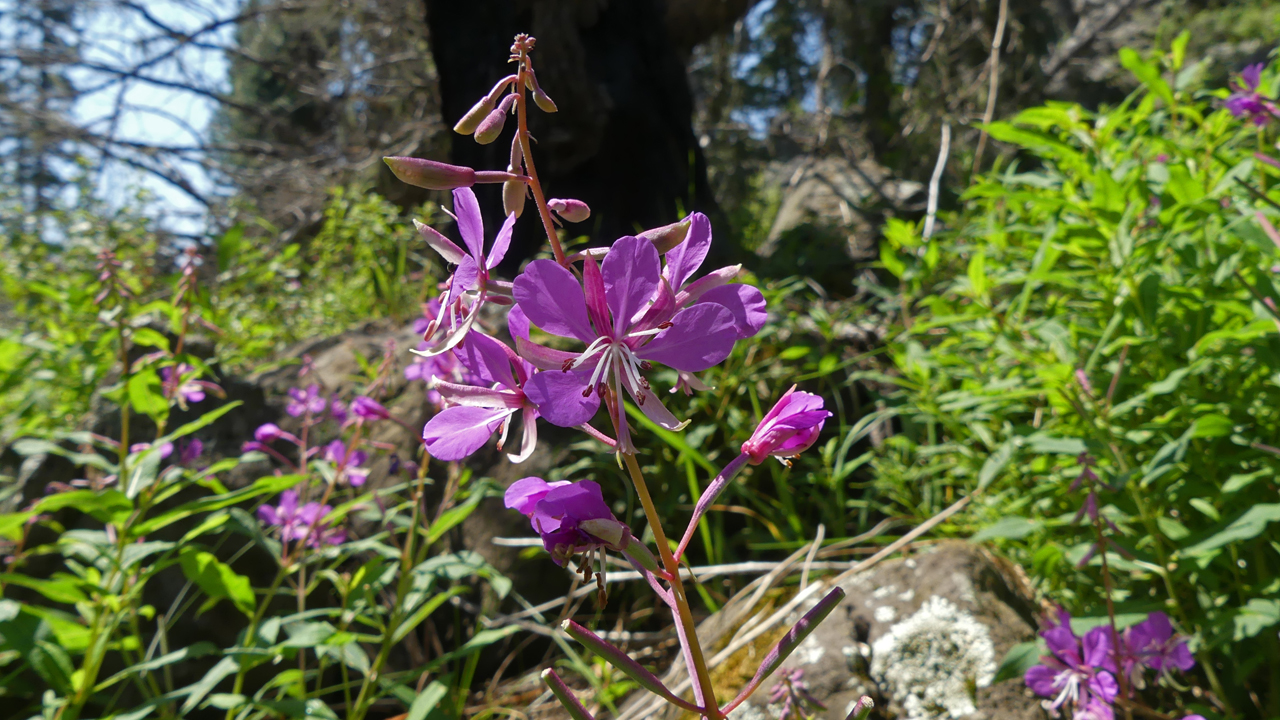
971, 0, 1008, 176
922, 123, 951, 240
800, 524, 825, 591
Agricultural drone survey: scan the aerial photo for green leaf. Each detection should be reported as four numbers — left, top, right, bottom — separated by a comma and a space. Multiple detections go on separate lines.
217, 224, 245, 273
968, 249, 988, 298
178, 551, 255, 617
778, 346, 811, 361
131, 474, 303, 537
34, 490, 132, 524
130, 327, 170, 350
1192, 414, 1233, 438
1189, 498, 1220, 521
407, 680, 450, 720
1183, 504, 1280, 556
0, 512, 33, 541
158, 401, 243, 445
95, 642, 218, 691
1026, 434, 1087, 455
972, 517, 1043, 542
1170, 30, 1190, 70
426, 494, 482, 545
180, 655, 239, 713
125, 444, 165, 499
393, 587, 467, 644
1233, 599, 1280, 641
977, 440, 1014, 491
1119, 47, 1173, 104
1165, 163, 1204, 206
128, 368, 169, 422
993, 640, 1043, 683
0, 573, 88, 604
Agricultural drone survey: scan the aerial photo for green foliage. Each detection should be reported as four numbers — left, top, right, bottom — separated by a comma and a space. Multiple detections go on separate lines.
874, 44, 1280, 711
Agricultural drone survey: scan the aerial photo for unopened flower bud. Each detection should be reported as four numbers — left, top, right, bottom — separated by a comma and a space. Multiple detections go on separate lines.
454, 95, 496, 135
352, 396, 391, 421
383, 156, 476, 190
579, 517, 627, 549
547, 198, 590, 223
526, 70, 558, 113
638, 216, 692, 253
503, 175, 527, 218
475, 95, 517, 145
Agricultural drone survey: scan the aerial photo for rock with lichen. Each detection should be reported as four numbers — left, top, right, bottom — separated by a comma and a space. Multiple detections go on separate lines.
725, 541, 1044, 720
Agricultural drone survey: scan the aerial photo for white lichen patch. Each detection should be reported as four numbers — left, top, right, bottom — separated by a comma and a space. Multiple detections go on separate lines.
728, 701, 780, 720
874, 605, 897, 622
898, 589, 916, 602
872, 584, 899, 599
796, 634, 826, 665
869, 596, 996, 720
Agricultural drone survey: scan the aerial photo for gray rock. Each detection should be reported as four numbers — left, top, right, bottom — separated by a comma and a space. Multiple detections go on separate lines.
727, 542, 1044, 720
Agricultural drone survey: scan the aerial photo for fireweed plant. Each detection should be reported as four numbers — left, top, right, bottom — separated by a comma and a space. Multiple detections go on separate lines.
384, 35, 867, 720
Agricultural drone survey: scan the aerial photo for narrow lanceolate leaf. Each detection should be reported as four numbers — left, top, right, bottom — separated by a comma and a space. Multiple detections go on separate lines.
562, 621, 702, 713
541, 668, 597, 720
722, 587, 846, 714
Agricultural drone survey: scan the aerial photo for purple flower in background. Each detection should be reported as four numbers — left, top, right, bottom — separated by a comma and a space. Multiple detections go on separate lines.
422, 324, 541, 462
329, 398, 348, 425
178, 439, 203, 465
1124, 612, 1195, 677
415, 187, 516, 355
767, 668, 825, 720
1226, 63, 1275, 126
504, 478, 631, 564
162, 363, 214, 409
286, 384, 327, 417
351, 396, 390, 422
514, 235, 739, 451
1025, 611, 1119, 720
255, 423, 300, 446
258, 490, 346, 547
130, 441, 174, 459
323, 439, 370, 487
741, 386, 831, 465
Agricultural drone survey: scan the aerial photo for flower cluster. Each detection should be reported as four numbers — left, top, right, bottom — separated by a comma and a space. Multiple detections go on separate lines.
767, 669, 825, 720
1026, 610, 1196, 720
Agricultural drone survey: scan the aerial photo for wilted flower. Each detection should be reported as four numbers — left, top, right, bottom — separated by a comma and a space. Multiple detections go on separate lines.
286, 385, 327, 418
504, 478, 632, 565
1025, 611, 1119, 720
741, 386, 831, 465
514, 234, 739, 452
258, 490, 346, 548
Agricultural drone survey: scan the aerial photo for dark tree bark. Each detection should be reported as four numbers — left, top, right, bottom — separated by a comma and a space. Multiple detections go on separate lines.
424, 0, 741, 273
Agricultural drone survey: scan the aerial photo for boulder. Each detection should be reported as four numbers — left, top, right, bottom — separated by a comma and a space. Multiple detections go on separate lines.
721, 542, 1043, 720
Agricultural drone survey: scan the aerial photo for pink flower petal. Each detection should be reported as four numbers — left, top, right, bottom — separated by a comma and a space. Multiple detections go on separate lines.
638, 303, 737, 372
698, 283, 767, 339
524, 368, 601, 427
514, 259, 596, 343
602, 235, 660, 337
452, 187, 485, 260
488, 212, 516, 269
664, 212, 711, 290
422, 405, 513, 460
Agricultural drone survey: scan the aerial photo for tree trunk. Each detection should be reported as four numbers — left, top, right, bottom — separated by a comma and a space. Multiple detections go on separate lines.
424, 0, 733, 272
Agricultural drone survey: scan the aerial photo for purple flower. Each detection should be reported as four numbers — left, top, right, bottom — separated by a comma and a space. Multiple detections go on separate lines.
1226, 63, 1275, 126
323, 439, 370, 487
130, 441, 174, 459
351, 396, 390, 421
1025, 611, 1119, 720
767, 668, 824, 720
504, 478, 631, 565
660, 213, 768, 341
422, 327, 541, 462
415, 187, 515, 355
514, 234, 739, 451
740, 386, 831, 465
329, 398, 348, 425
162, 363, 211, 409
178, 439, 203, 465
255, 423, 300, 446
286, 384, 327, 418
1124, 612, 1194, 676
258, 490, 346, 547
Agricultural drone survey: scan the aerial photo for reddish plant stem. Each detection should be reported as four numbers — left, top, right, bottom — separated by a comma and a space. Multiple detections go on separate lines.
514, 53, 567, 266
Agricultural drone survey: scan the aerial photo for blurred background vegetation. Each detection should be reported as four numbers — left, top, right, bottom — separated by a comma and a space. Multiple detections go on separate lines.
5, 1, 1280, 719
